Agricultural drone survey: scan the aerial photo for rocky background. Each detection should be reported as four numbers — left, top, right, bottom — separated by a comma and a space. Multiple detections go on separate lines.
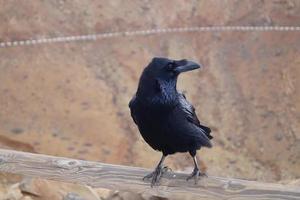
0, 0, 300, 199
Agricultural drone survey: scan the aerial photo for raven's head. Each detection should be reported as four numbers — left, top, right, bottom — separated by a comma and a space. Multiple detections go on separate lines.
144, 57, 201, 81
137, 57, 201, 97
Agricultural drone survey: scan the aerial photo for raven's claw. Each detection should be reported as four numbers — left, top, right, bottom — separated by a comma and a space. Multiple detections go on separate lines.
143, 166, 163, 187
186, 167, 206, 184
143, 166, 171, 187
162, 166, 172, 173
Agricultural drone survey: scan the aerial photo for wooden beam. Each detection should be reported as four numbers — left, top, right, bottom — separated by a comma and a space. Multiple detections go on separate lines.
0, 149, 299, 199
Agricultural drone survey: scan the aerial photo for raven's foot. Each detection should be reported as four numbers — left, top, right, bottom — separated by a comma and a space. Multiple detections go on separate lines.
162, 166, 172, 173
143, 166, 171, 187
186, 167, 207, 184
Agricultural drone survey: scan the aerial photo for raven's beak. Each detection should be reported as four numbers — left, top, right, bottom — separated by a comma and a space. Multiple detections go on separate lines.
174, 60, 201, 73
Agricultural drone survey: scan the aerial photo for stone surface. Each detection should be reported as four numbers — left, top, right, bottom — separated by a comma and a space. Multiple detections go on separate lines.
63, 193, 86, 200
0, 183, 22, 200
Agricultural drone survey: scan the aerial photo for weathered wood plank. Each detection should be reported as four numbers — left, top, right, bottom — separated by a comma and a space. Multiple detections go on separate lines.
0, 149, 299, 199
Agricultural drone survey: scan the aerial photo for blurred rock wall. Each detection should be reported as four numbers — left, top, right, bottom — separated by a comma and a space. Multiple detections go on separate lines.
0, 3, 300, 198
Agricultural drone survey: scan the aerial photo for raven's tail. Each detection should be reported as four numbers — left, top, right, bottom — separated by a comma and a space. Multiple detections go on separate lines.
200, 125, 213, 139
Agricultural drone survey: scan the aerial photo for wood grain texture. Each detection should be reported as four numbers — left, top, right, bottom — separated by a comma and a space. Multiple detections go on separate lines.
0, 149, 299, 199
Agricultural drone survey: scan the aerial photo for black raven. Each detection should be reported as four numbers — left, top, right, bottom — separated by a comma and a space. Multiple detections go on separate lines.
129, 57, 213, 186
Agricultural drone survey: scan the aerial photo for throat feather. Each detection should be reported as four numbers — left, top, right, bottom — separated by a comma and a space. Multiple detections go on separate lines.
157, 79, 177, 104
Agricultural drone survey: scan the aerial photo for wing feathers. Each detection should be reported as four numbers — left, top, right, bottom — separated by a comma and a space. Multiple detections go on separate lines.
179, 93, 213, 141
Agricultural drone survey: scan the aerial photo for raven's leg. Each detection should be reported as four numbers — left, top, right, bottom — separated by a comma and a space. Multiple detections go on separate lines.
187, 151, 206, 184
143, 154, 166, 187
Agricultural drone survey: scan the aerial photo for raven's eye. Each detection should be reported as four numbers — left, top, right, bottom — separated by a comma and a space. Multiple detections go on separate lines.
166, 62, 175, 71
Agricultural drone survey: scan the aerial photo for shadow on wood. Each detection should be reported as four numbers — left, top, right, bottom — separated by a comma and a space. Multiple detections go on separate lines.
0, 149, 299, 199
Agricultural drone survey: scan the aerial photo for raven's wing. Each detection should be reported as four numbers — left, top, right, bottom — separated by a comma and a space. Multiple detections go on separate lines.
178, 93, 213, 141
129, 94, 138, 125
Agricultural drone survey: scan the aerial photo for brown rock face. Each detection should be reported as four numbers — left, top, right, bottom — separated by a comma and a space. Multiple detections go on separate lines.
0, 1, 299, 191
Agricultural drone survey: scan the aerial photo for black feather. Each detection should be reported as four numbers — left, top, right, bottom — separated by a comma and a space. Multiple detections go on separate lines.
129, 57, 212, 156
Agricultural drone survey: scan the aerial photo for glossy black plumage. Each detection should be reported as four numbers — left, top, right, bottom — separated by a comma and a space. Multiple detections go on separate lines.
129, 57, 213, 186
